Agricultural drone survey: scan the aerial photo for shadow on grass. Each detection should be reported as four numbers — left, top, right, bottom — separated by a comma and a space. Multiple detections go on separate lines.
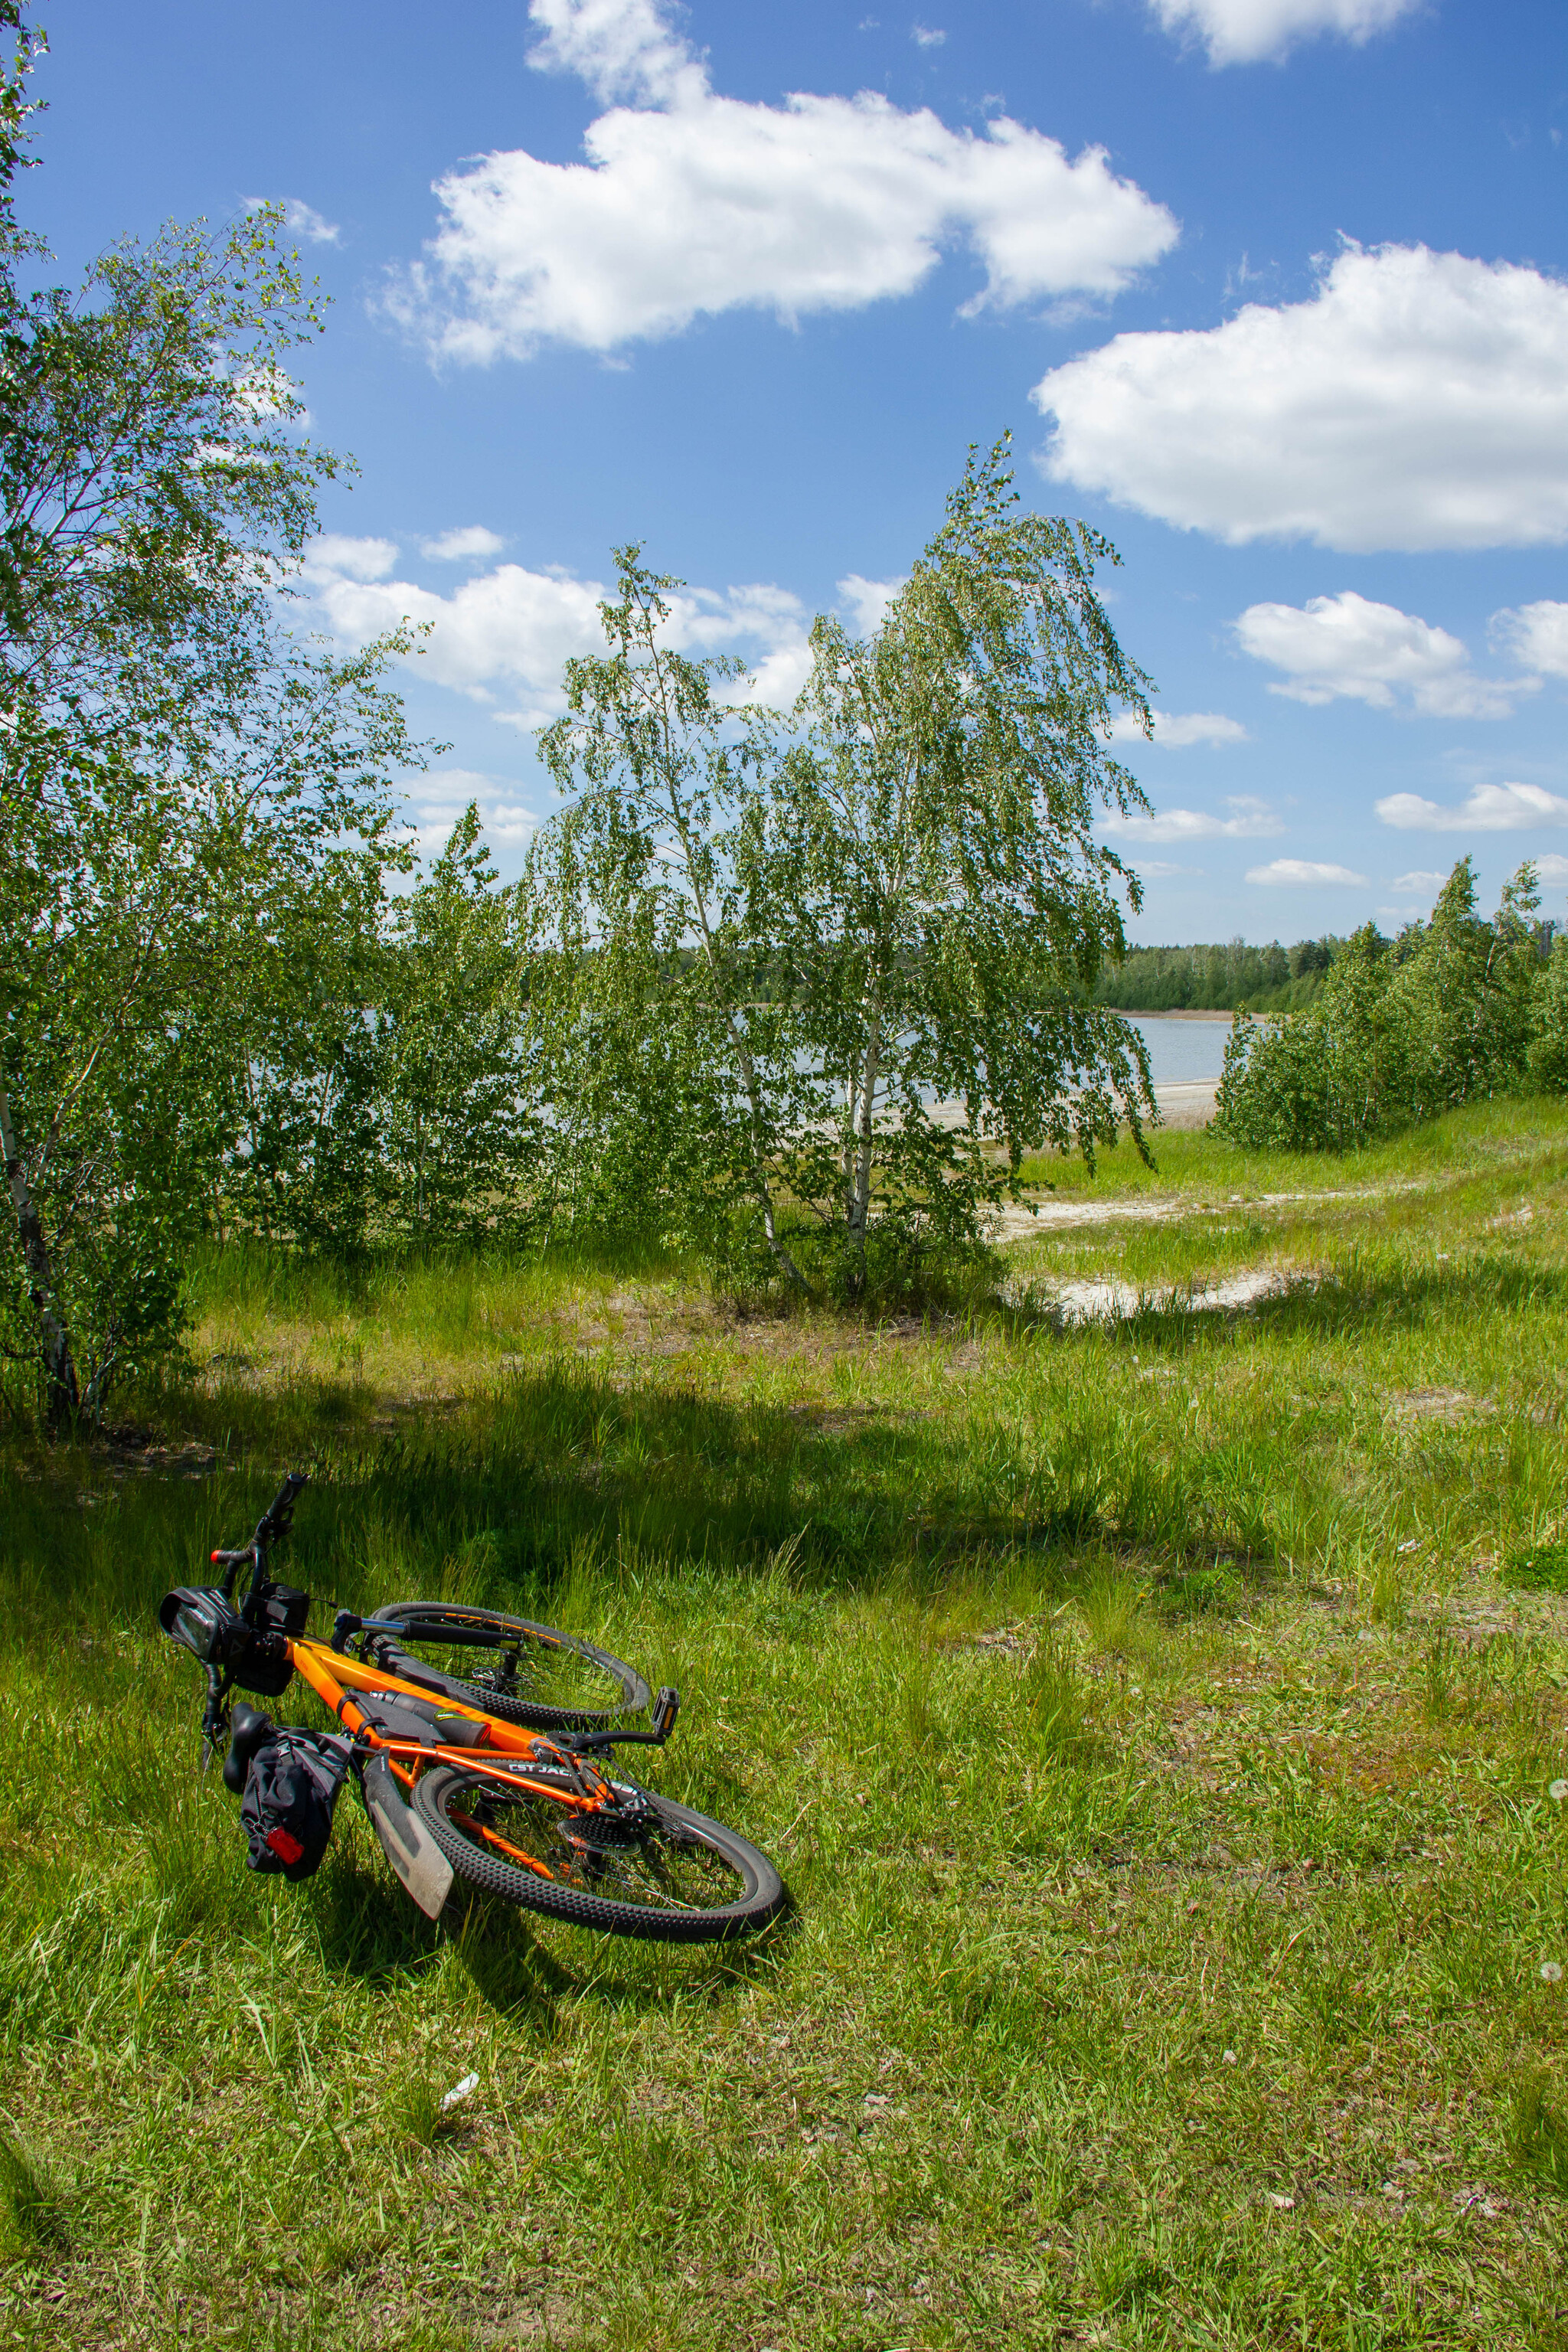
296, 1788, 798, 2014
7, 1244, 1546, 1646
1105, 1250, 1568, 1355
0, 1357, 1072, 1632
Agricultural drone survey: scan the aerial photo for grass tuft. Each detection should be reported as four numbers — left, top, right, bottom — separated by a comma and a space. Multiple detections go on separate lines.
0, 2124, 69, 2249
1510, 2069, 1568, 2189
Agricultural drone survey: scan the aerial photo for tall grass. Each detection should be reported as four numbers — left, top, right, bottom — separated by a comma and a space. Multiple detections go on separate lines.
2, 1096, 1567, 2345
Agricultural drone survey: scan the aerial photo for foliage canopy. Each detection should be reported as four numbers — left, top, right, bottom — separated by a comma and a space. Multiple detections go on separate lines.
531, 440, 1158, 1296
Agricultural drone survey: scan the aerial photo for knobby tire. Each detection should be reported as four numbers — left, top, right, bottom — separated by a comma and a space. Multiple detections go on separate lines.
412, 1762, 786, 1944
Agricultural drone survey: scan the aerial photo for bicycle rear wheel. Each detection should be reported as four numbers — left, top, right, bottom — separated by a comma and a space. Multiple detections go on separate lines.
411, 1762, 786, 1944
360, 1603, 648, 1732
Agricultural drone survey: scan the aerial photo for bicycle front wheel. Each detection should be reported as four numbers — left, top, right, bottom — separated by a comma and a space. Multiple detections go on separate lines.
360, 1603, 649, 1732
411, 1762, 786, 1944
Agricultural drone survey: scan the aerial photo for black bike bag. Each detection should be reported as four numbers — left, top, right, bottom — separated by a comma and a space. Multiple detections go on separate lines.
156, 1586, 294, 1698
239, 1727, 352, 1882
245, 1579, 311, 1637
159, 1586, 247, 1665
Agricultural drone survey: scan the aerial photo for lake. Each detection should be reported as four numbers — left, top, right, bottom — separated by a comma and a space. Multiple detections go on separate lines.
1127, 1014, 1233, 1086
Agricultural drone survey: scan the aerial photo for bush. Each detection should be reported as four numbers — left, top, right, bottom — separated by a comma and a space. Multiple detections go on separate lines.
1214, 860, 1552, 1152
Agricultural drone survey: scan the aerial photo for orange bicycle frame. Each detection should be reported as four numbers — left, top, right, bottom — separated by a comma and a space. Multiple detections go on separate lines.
283, 1637, 615, 1880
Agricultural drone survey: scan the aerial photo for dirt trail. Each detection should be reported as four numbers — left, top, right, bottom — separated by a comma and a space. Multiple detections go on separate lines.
986, 1181, 1411, 1245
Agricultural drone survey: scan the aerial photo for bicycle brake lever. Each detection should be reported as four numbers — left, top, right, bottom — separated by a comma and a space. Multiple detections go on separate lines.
200, 1669, 230, 1776
331, 1609, 364, 1655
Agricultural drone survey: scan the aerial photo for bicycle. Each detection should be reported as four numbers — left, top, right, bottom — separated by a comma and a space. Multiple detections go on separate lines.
158, 1473, 785, 1945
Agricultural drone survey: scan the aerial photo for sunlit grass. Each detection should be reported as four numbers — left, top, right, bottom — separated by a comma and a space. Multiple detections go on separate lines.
2, 1097, 1568, 2344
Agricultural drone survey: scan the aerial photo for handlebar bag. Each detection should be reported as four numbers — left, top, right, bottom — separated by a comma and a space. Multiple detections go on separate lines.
245, 1580, 311, 1637
239, 1729, 352, 1883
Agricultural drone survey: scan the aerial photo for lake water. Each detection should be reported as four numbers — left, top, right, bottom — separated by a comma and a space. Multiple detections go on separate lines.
1128, 1014, 1232, 1086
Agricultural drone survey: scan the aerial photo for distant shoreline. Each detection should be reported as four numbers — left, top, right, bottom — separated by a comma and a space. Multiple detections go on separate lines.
1105, 1008, 1236, 1023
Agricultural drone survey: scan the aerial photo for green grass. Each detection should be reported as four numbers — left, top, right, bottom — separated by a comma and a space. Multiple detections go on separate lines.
5, 1096, 1568, 2346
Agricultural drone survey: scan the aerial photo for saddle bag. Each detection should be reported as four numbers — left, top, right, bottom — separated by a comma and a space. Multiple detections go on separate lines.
238, 1726, 353, 1882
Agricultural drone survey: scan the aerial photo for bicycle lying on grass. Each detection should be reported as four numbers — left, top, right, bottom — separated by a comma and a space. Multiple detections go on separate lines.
158, 1474, 785, 1945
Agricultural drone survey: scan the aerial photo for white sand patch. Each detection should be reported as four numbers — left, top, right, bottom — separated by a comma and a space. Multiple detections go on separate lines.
987, 1181, 1413, 1245
1034, 1266, 1302, 1325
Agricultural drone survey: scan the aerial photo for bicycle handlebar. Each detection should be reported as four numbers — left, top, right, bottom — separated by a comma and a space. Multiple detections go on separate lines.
253, 1472, 309, 1551
210, 1472, 309, 1599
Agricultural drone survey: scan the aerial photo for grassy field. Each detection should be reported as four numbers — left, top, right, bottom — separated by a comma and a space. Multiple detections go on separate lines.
5, 1096, 1568, 2349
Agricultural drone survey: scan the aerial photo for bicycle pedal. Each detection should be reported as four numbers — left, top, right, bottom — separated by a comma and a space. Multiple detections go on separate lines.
651, 1685, 680, 1741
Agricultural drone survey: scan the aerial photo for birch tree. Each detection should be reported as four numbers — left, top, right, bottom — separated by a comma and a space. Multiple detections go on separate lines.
767, 438, 1158, 1284
0, 34, 432, 1419
531, 442, 1157, 1292
533, 550, 815, 1278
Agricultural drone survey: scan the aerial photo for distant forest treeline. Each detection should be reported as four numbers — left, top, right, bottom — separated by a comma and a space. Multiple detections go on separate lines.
1092, 936, 1341, 1014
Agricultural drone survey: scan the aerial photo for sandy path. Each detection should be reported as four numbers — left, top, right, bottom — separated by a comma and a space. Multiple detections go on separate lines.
987, 1181, 1408, 1245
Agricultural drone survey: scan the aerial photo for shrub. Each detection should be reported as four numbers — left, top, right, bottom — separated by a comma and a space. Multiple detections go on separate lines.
1214, 860, 1550, 1152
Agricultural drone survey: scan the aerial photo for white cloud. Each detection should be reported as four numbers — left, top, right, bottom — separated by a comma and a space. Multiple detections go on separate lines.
1246, 858, 1367, 885
1148, 0, 1419, 67
1390, 870, 1449, 893
1534, 854, 1568, 884
1106, 792, 1282, 843
299, 534, 399, 584
421, 525, 506, 563
1494, 600, 1568, 679
247, 195, 341, 246
836, 573, 905, 637
911, 23, 946, 46
393, 0, 1177, 361
1377, 782, 1568, 831
1234, 591, 1523, 719
1034, 243, 1568, 553
310, 557, 607, 724
672, 581, 818, 708
412, 769, 541, 860
527, 0, 699, 103
302, 541, 823, 723
1106, 708, 1249, 746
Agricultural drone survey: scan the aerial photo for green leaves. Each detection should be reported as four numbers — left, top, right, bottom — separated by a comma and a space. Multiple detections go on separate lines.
523, 446, 1159, 1297
1214, 857, 1562, 1152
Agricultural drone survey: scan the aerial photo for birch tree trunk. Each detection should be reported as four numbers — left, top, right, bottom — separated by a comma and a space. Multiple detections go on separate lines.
0, 1084, 78, 1425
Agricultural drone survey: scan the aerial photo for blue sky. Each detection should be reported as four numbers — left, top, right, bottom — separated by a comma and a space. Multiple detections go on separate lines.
34, 0, 1568, 944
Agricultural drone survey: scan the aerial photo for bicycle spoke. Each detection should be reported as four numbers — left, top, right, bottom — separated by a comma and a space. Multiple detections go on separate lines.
439, 1779, 744, 1913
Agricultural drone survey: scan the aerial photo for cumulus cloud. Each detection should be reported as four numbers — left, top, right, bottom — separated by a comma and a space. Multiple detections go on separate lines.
248, 196, 341, 246
1494, 600, 1568, 679
413, 768, 541, 861
421, 525, 506, 563
392, 0, 1177, 361
1234, 592, 1524, 719
911, 23, 946, 45
528, 0, 698, 103
307, 554, 607, 724
1533, 854, 1568, 885
1246, 858, 1367, 885
1390, 870, 1449, 893
836, 573, 905, 637
1106, 708, 1249, 746
1106, 792, 1282, 843
1377, 782, 1568, 831
299, 534, 398, 584
1148, 0, 1419, 67
299, 536, 844, 723
1034, 243, 1568, 553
